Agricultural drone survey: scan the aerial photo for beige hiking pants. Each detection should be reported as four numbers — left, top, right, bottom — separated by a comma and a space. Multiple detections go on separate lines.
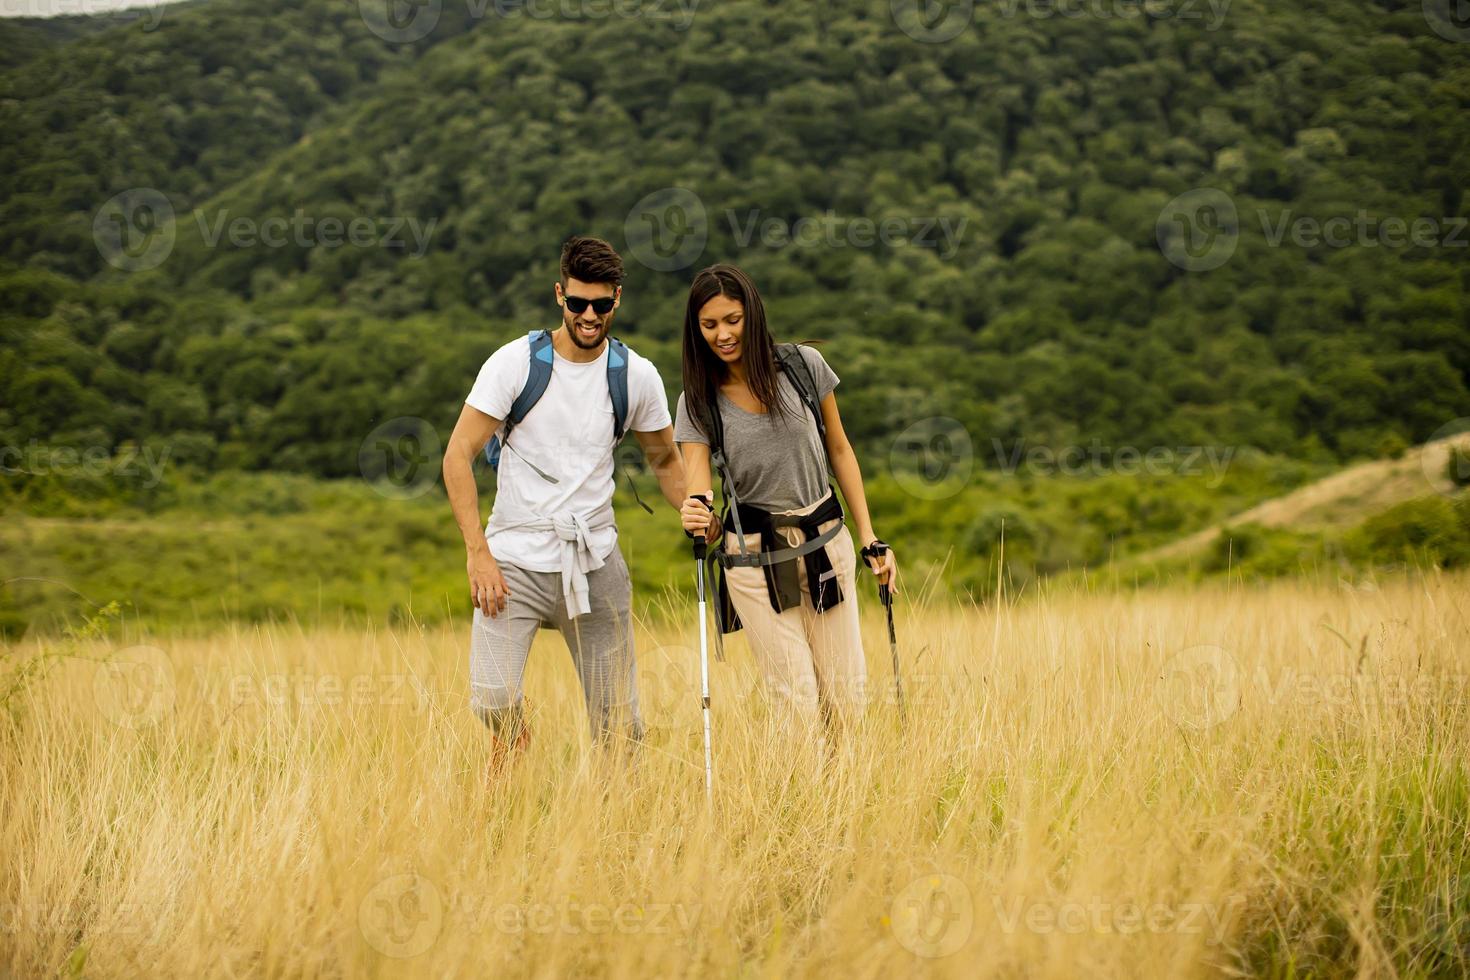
722, 496, 868, 734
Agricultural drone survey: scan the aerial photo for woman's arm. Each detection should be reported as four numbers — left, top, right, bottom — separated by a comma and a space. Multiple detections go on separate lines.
677, 440, 722, 543
819, 391, 899, 592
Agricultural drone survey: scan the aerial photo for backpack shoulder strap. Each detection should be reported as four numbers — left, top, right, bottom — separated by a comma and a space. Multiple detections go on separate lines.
606, 337, 658, 513
698, 382, 727, 463
775, 343, 828, 448
606, 336, 630, 443
508, 329, 555, 427
485, 329, 554, 468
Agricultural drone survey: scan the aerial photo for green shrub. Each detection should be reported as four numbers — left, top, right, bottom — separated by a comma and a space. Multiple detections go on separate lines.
1445, 444, 1470, 489
1345, 497, 1470, 569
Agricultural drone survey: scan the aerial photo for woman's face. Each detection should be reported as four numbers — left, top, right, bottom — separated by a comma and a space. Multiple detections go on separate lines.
697, 293, 744, 366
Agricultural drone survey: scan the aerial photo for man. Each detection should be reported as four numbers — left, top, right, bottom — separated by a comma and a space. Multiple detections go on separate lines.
442, 236, 684, 775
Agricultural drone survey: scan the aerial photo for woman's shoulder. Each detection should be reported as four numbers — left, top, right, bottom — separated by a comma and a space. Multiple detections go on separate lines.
777, 340, 828, 369
783, 342, 838, 393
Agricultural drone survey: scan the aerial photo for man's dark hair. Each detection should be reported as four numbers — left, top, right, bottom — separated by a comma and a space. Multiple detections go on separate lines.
560, 236, 625, 287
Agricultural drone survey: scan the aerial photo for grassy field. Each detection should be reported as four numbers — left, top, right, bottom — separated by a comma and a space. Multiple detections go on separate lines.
2, 571, 1467, 977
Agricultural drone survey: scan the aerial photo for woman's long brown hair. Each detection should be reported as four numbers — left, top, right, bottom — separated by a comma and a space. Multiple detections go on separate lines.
680, 264, 789, 443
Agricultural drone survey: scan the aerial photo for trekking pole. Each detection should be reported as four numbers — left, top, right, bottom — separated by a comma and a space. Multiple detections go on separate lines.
687, 496, 715, 803
864, 541, 905, 717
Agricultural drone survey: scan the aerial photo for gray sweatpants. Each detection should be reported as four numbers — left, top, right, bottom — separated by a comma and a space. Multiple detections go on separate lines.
468, 546, 643, 743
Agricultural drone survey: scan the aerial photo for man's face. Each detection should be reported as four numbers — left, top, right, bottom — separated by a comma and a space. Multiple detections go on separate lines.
556, 277, 620, 350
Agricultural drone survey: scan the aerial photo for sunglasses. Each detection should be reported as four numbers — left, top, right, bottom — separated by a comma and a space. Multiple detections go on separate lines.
563, 294, 616, 315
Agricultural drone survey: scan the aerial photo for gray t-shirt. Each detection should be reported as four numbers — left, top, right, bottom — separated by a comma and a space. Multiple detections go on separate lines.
673, 345, 839, 511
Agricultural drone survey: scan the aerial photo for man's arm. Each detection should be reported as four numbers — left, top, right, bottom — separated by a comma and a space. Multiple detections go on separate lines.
633, 426, 686, 510
443, 403, 513, 617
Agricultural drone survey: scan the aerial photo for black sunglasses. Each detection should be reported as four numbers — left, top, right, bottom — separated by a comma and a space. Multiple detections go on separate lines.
563, 294, 616, 315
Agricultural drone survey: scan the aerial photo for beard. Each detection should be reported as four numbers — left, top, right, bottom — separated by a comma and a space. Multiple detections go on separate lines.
564, 310, 612, 350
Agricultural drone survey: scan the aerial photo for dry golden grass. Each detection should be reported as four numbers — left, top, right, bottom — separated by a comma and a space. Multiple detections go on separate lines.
2, 572, 1467, 978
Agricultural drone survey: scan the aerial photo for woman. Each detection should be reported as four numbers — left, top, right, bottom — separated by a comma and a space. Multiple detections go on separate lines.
674, 263, 899, 738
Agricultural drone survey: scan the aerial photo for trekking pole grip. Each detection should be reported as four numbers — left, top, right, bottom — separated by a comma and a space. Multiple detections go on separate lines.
688, 494, 713, 560
861, 539, 892, 605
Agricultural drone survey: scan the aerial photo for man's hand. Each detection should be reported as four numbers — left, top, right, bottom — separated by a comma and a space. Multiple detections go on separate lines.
468, 545, 511, 616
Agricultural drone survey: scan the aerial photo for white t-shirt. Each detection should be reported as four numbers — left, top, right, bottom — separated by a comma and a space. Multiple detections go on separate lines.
465, 332, 672, 572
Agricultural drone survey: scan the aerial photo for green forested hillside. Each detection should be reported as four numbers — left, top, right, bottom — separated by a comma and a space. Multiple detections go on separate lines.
2, 0, 1468, 480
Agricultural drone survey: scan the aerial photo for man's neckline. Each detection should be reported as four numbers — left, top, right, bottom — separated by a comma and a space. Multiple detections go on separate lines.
548, 325, 608, 365
551, 340, 607, 366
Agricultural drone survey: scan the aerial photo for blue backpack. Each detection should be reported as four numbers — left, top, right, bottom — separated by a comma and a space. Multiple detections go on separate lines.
484, 328, 633, 471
